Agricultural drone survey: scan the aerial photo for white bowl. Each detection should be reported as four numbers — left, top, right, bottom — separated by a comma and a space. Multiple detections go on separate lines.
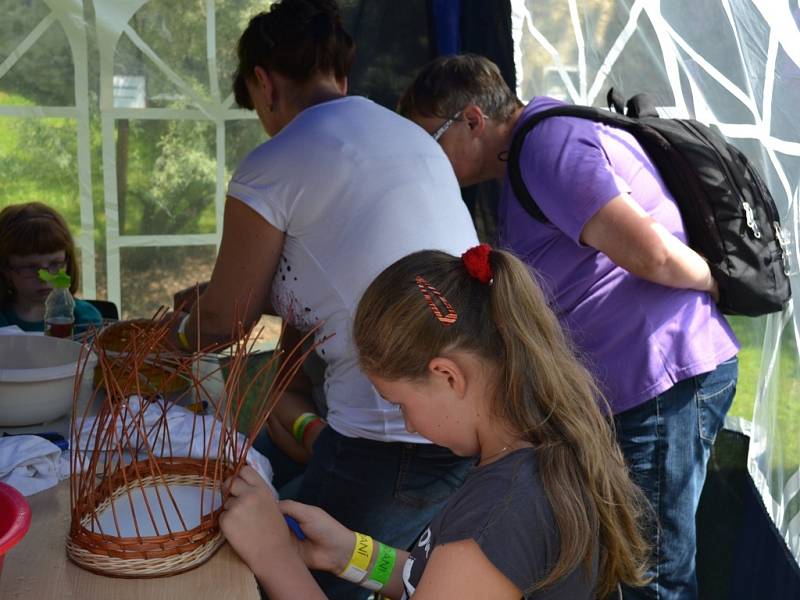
0, 335, 97, 426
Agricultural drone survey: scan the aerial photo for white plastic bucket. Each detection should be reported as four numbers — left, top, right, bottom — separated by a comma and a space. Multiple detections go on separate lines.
0, 335, 96, 426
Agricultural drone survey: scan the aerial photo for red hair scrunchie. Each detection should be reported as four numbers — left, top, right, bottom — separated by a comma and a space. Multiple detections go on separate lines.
461, 243, 493, 284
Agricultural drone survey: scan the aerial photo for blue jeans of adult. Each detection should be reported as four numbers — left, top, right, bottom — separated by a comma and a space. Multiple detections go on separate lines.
615, 356, 738, 600
255, 426, 474, 600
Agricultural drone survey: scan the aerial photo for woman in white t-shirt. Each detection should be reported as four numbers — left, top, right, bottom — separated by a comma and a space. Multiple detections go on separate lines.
175, 2, 478, 598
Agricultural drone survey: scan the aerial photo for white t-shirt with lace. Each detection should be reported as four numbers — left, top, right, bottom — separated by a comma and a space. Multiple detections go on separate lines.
227, 96, 478, 442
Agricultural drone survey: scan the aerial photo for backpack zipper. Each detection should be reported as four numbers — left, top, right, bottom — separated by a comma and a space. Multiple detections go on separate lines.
774, 222, 791, 274
738, 149, 790, 272
743, 201, 761, 238
681, 121, 764, 240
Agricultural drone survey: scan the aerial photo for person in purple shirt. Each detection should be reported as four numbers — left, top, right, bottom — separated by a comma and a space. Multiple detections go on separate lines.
398, 54, 739, 600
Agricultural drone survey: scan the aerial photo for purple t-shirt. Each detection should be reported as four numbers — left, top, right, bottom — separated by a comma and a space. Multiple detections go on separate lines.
498, 97, 739, 414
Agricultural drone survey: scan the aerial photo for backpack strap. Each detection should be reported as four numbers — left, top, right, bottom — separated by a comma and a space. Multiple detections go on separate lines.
507, 105, 640, 223
625, 93, 659, 118
607, 87, 626, 114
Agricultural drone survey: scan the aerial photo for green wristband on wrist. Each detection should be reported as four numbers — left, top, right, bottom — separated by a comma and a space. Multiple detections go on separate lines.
361, 541, 397, 592
292, 412, 317, 444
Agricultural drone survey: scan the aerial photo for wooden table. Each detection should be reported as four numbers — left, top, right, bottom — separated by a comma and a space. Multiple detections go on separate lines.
0, 481, 259, 600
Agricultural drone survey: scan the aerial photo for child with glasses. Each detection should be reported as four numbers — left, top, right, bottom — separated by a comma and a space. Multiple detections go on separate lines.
220, 245, 650, 600
0, 202, 101, 333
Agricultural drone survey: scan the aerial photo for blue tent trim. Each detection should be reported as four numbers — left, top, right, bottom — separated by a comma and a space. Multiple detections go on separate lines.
431, 0, 461, 55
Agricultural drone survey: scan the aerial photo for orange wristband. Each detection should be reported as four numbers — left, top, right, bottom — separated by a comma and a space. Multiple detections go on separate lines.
302, 417, 325, 447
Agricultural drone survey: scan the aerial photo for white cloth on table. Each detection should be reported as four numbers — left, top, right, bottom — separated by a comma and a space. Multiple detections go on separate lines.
72, 396, 276, 496
0, 325, 25, 335
0, 435, 64, 496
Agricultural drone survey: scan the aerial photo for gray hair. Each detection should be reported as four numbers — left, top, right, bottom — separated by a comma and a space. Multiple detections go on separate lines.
397, 54, 522, 122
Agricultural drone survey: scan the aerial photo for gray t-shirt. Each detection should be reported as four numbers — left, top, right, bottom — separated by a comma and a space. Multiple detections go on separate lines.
401, 448, 597, 599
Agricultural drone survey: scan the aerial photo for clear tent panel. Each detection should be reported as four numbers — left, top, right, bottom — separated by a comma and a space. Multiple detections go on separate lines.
511, 0, 800, 568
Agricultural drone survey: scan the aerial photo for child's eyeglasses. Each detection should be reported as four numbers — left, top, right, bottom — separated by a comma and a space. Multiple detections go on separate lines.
431, 110, 463, 142
7, 261, 67, 279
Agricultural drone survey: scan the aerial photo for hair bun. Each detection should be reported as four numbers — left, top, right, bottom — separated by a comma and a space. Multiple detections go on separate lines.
310, 11, 334, 38
285, 0, 342, 21
307, 0, 341, 19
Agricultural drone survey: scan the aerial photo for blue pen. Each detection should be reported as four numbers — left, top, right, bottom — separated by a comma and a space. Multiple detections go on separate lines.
284, 515, 306, 540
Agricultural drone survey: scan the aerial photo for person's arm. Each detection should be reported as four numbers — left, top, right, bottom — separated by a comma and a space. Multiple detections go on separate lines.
266, 324, 327, 459
220, 467, 328, 600
178, 197, 285, 349
223, 470, 519, 600
278, 502, 520, 600
517, 115, 717, 300
386, 540, 522, 600
222, 468, 404, 598
265, 390, 319, 463
279, 500, 411, 600
173, 281, 208, 312
580, 193, 719, 299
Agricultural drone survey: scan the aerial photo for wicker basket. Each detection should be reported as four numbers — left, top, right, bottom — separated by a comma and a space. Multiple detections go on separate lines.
67, 312, 322, 578
67, 458, 231, 578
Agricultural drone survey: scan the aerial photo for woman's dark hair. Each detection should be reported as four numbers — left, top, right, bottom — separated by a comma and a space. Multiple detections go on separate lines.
0, 202, 80, 306
233, 0, 355, 109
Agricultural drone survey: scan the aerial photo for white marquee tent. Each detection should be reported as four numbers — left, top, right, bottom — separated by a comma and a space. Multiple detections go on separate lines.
1, 0, 798, 593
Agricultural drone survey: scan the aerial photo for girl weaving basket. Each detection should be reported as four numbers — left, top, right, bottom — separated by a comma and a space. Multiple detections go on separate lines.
220, 245, 650, 599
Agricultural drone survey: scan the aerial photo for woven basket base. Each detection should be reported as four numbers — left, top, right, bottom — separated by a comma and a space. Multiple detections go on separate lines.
68, 462, 232, 578
66, 532, 225, 578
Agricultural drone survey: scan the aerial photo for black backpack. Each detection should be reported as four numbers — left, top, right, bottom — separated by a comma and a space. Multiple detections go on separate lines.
507, 89, 792, 317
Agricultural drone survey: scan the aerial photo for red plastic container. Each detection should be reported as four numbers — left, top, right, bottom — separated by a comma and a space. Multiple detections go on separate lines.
0, 482, 31, 580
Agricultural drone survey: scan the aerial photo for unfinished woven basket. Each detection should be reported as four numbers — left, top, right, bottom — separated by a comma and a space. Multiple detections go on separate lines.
67, 311, 321, 578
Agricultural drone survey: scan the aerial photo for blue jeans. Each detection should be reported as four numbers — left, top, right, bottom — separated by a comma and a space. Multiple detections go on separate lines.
258, 426, 473, 600
615, 357, 738, 600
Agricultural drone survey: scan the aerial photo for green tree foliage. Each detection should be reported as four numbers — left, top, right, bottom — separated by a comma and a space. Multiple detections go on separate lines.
0, 0, 75, 105
132, 120, 217, 235
0, 93, 80, 226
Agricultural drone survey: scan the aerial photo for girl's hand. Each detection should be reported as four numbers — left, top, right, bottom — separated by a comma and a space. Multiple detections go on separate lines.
279, 499, 356, 575
220, 466, 295, 575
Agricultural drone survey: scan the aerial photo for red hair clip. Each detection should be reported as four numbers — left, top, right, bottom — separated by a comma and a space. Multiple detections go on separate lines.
415, 276, 458, 326
462, 244, 493, 284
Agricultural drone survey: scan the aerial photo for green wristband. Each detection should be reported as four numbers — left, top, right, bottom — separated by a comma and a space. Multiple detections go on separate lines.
361, 542, 396, 592
292, 412, 317, 444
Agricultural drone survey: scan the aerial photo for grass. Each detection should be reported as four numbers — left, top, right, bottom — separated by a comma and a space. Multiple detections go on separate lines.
726, 316, 800, 473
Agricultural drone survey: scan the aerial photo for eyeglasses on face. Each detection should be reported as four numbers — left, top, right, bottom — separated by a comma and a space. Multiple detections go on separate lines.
431, 110, 463, 142
6, 260, 67, 279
